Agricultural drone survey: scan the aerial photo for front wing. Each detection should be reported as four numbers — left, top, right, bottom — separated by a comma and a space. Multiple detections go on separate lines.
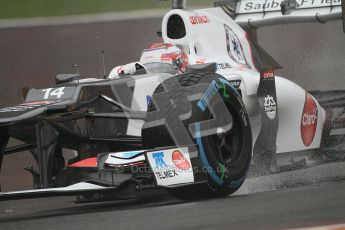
0, 146, 205, 201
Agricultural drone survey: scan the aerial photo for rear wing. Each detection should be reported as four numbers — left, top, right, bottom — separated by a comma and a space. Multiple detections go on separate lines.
165, 0, 344, 31
228, 0, 343, 28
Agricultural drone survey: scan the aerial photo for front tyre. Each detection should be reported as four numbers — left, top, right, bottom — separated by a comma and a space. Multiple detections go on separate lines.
142, 72, 252, 200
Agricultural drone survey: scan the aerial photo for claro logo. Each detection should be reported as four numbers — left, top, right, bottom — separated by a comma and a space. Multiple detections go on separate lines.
301, 93, 318, 146
172, 150, 191, 170
302, 110, 317, 126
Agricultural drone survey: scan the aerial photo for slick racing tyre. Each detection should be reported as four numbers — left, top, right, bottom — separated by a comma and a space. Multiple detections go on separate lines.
142, 72, 252, 200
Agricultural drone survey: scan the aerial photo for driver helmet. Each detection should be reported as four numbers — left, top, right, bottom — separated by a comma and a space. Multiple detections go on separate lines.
139, 43, 189, 75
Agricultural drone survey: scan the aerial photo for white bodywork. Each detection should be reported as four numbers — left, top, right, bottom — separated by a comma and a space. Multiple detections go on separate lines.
125, 6, 326, 154
234, 0, 342, 27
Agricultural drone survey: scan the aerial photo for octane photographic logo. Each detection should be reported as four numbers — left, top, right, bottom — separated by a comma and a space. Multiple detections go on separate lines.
111, 76, 233, 153
172, 150, 191, 170
264, 95, 277, 120
301, 93, 318, 146
152, 152, 179, 180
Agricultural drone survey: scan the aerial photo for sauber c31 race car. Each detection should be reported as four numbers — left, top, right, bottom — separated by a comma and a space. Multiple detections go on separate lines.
0, 0, 344, 202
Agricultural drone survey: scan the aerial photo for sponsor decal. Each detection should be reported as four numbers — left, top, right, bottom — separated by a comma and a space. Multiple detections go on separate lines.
301, 93, 318, 146
0, 101, 58, 113
160, 51, 180, 61
146, 147, 194, 186
295, 0, 341, 9
0, 105, 42, 113
143, 43, 175, 53
229, 80, 241, 89
152, 152, 178, 180
237, 0, 341, 14
219, 78, 240, 94
224, 24, 250, 68
219, 81, 230, 99
264, 95, 277, 120
261, 69, 274, 79
152, 152, 168, 168
172, 150, 191, 170
148, 43, 174, 50
197, 80, 220, 112
239, 0, 282, 13
190, 15, 210, 25
218, 63, 232, 70
155, 167, 178, 180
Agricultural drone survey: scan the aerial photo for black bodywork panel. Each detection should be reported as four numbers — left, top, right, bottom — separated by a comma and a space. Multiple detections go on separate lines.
0, 78, 142, 189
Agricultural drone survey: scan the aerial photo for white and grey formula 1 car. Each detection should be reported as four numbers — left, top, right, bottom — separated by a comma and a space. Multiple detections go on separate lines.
0, 0, 344, 202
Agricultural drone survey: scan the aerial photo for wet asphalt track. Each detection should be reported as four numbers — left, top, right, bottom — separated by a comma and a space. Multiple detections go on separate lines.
0, 14, 345, 230
0, 180, 345, 230
1, 162, 345, 229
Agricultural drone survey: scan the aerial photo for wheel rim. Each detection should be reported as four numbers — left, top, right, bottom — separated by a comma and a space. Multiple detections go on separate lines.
211, 102, 244, 167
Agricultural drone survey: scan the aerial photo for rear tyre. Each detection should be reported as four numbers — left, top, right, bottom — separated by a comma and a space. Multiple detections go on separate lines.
142, 72, 252, 200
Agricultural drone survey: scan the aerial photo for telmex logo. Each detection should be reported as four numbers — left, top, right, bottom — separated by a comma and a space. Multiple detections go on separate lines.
152, 152, 168, 168
301, 93, 318, 147
237, 0, 341, 13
